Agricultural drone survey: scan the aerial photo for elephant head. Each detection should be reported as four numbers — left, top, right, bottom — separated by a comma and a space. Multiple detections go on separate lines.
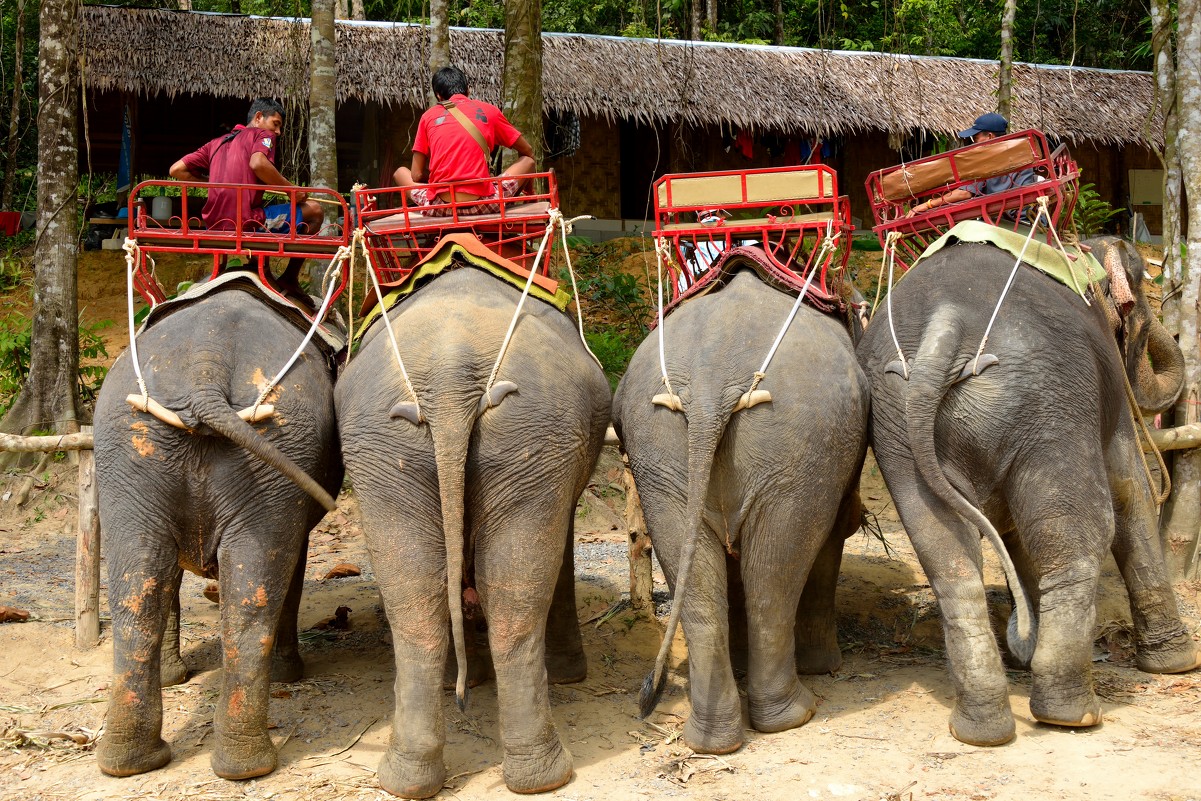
1094, 237, 1184, 415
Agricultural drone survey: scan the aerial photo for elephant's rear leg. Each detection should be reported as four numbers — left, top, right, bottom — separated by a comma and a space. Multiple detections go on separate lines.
740, 518, 820, 735
476, 518, 573, 794
544, 521, 587, 685
1107, 436, 1201, 674
884, 455, 1014, 746
1007, 473, 1105, 730
269, 541, 308, 684
159, 567, 189, 687
794, 490, 860, 674
209, 536, 304, 780
97, 541, 177, 776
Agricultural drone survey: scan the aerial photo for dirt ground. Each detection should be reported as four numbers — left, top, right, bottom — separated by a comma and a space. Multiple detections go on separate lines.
1, 248, 1199, 801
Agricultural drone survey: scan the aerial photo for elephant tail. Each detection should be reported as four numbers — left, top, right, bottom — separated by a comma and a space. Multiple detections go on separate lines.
191, 390, 338, 513
904, 315, 1036, 664
427, 401, 476, 712
639, 406, 726, 718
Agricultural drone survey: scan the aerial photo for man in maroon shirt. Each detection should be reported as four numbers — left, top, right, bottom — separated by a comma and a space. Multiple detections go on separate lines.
170, 99, 324, 297
393, 67, 535, 215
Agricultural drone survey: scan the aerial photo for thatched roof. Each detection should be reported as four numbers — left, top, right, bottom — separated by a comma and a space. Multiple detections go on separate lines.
81, 6, 1160, 147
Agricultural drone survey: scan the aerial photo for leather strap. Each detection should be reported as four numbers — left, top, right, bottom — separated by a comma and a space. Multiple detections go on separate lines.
441, 101, 490, 160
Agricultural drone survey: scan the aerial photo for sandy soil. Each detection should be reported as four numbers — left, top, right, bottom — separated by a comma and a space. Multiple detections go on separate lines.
1, 249, 1199, 801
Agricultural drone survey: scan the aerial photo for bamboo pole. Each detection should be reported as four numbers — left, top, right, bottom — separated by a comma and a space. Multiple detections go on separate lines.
1150, 422, 1201, 452
75, 426, 101, 648
0, 431, 93, 452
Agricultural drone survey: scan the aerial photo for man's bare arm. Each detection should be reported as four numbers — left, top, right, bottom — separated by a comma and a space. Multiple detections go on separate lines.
409, 152, 429, 184
250, 152, 307, 201
169, 159, 200, 181
502, 135, 536, 177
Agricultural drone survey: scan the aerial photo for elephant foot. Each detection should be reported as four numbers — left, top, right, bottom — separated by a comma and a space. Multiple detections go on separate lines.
377, 747, 446, 799
682, 714, 744, 755
1135, 634, 1201, 675
211, 732, 278, 780
545, 648, 587, 685
271, 652, 305, 684
749, 680, 817, 734
794, 642, 842, 675
160, 653, 189, 688
97, 734, 172, 777
1030, 689, 1102, 730
502, 738, 573, 794
948, 701, 1015, 747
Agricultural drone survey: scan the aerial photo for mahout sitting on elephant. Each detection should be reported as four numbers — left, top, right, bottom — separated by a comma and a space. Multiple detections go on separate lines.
857, 233, 1200, 747
613, 249, 870, 755
94, 285, 342, 779
336, 252, 610, 798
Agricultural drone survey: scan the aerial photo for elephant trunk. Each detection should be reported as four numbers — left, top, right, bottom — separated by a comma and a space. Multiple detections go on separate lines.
639, 405, 728, 717
428, 402, 476, 711
1130, 314, 1185, 415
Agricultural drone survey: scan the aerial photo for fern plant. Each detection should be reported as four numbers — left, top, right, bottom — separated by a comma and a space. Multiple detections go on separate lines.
1072, 182, 1124, 237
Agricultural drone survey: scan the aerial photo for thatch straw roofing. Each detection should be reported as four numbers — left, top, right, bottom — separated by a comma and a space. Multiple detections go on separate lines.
81, 6, 1160, 147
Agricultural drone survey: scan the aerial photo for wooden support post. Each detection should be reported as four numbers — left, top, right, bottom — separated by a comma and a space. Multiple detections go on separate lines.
1150, 422, 1201, 452
623, 454, 654, 613
75, 426, 101, 648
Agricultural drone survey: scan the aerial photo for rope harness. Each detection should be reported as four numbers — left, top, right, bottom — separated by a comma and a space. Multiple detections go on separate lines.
124, 205, 599, 431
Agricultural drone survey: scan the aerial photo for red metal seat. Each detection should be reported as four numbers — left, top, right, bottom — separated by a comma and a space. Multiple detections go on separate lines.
652, 165, 853, 312
865, 129, 1080, 271
126, 180, 351, 310
355, 172, 560, 287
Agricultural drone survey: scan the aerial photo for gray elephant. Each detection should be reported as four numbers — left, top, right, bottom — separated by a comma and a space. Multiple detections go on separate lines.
336, 266, 610, 798
613, 261, 870, 754
93, 288, 342, 779
857, 237, 1200, 747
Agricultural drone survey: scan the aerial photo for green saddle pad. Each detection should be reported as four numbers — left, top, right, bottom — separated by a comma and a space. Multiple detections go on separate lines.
915, 220, 1104, 295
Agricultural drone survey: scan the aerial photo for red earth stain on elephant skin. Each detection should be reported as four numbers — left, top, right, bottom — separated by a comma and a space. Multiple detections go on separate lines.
240, 586, 269, 608
129, 421, 155, 458
228, 687, 246, 717
122, 577, 157, 615
259, 635, 274, 657
249, 368, 284, 405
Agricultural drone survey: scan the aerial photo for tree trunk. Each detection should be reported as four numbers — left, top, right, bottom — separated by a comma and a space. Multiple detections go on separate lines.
774, 0, 784, 45
429, 0, 451, 75
351, 0, 365, 21
502, 0, 544, 168
997, 0, 1018, 118
335, 0, 349, 20
1153, 0, 1183, 331
1161, 0, 1201, 580
1, 0, 82, 446
1, 0, 27, 210
309, 0, 338, 202
706, 0, 717, 33
690, 0, 701, 40
177, 0, 192, 9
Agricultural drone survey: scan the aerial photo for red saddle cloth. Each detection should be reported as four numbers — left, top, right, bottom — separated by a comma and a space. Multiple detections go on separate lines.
661, 244, 845, 321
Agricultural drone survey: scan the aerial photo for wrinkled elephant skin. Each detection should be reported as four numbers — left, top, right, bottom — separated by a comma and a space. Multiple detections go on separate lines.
336, 268, 610, 798
93, 292, 342, 779
856, 238, 1199, 747
614, 269, 869, 755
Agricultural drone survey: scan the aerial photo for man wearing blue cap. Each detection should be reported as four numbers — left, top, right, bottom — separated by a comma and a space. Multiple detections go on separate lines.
906, 112, 1037, 217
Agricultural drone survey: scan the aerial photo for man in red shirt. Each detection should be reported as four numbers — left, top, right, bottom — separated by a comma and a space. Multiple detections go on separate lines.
393, 67, 535, 214
170, 99, 324, 296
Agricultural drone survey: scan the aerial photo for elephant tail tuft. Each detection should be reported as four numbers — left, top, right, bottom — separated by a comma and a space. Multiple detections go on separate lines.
192, 391, 338, 512
640, 405, 728, 718
903, 313, 1035, 658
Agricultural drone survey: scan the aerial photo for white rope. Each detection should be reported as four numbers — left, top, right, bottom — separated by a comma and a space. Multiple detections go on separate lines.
363, 226, 422, 416
1043, 207, 1091, 304
483, 208, 563, 396
557, 213, 604, 370
882, 231, 909, 379
968, 196, 1051, 374
755, 226, 837, 379
653, 238, 678, 398
249, 241, 353, 415
122, 237, 151, 400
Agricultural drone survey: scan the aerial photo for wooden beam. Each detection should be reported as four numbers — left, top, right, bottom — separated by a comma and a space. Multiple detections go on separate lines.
0, 431, 93, 453
1150, 423, 1201, 452
75, 426, 101, 648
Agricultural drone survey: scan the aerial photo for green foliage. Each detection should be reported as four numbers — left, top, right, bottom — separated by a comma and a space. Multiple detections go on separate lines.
0, 251, 27, 292
584, 329, 638, 390
0, 315, 111, 417
575, 269, 652, 335
1072, 183, 1124, 237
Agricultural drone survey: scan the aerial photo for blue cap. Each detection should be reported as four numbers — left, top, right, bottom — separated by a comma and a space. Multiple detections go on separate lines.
958, 112, 1009, 138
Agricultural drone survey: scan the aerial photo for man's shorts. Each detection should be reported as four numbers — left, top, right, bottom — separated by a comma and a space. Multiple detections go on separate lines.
409, 179, 521, 217
263, 202, 304, 233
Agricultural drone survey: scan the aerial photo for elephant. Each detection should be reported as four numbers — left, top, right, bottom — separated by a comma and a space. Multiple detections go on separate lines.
93, 289, 342, 780
612, 262, 870, 755
856, 236, 1200, 748
335, 266, 610, 798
